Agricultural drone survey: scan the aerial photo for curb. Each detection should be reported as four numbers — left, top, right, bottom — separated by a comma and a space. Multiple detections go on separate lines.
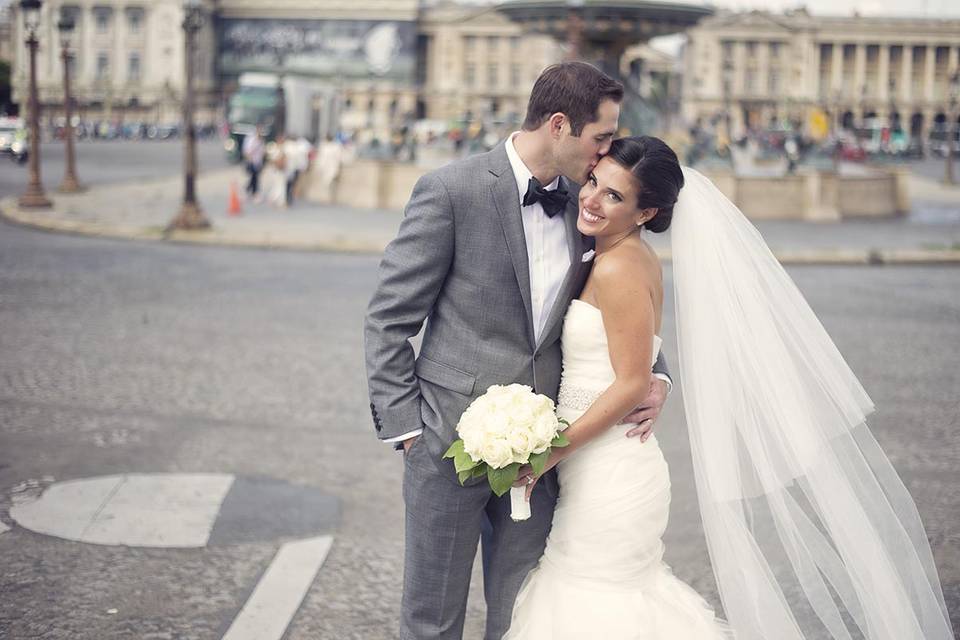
3, 197, 959, 265
0, 197, 390, 255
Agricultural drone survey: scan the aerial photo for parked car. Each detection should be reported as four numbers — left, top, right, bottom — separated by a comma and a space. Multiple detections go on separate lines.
0, 117, 28, 164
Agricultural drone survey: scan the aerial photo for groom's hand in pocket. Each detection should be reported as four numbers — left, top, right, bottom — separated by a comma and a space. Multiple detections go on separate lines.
624, 378, 669, 442
402, 436, 419, 454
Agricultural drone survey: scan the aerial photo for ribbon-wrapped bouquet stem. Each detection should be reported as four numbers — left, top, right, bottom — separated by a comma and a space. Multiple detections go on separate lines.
443, 384, 569, 521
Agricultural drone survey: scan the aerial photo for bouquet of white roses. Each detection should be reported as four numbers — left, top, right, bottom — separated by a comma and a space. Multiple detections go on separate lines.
443, 383, 569, 521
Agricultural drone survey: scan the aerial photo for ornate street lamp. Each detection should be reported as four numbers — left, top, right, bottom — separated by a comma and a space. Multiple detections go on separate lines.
57, 8, 83, 193
18, 0, 52, 209
167, 0, 210, 230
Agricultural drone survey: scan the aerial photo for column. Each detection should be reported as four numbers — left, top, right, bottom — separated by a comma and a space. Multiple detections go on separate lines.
854, 43, 867, 100
901, 43, 913, 104
948, 45, 959, 76
924, 44, 935, 102
807, 39, 820, 101
878, 44, 890, 101
114, 4, 126, 88
758, 40, 770, 98
831, 42, 843, 94
733, 40, 746, 96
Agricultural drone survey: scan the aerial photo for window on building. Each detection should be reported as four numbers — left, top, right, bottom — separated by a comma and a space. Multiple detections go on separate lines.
96, 53, 110, 80
770, 42, 781, 58
769, 70, 779, 94
722, 40, 733, 60
487, 36, 498, 52
488, 64, 498, 88
128, 53, 140, 81
510, 36, 520, 52
745, 41, 756, 57
95, 11, 110, 33
464, 36, 476, 54
745, 69, 755, 93
128, 10, 142, 34
465, 63, 476, 87
511, 63, 521, 87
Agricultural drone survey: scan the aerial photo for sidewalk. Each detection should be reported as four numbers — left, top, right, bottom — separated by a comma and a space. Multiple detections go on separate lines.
2, 165, 960, 264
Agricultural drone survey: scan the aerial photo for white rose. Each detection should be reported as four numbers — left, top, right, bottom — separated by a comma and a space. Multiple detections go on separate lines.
481, 437, 515, 469
507, 427, 534, 459
531, 413, 560, 453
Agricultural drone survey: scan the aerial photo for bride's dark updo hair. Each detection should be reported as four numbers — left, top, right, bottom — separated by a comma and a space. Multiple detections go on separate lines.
606, 136, 683, 233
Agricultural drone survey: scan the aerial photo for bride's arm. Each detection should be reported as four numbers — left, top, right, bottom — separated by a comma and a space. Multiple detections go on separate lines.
550, 251, 657, 465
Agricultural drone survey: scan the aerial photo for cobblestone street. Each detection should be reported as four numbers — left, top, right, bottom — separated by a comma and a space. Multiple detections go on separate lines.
0, 219, 957, 638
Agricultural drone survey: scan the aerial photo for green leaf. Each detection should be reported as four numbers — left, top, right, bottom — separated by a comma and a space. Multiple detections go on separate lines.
551, 432, 570, 448
454, 449, 478, 474
457, 468, 473, 485
470, 463, 488, 479
488, 463, 521, 497
528, 450, 550, 477
443, 439, 465, 460
557, 417, 570, 428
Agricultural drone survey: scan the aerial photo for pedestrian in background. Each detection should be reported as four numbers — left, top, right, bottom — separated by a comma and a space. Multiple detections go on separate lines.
312, 134, 343, 203
265, 134, 288, 209
242, 126, 266, 202
280, 134, 303, 207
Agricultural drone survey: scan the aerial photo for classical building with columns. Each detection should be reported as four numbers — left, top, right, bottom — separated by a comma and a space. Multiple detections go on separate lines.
683, 9, 960, 141
416, 3, 560, 127
10, 0, 218, 126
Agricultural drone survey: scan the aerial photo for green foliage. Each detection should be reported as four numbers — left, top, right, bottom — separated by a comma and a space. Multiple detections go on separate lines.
0, 61, 11, 113
528, 450, 550, 477
488, 463, 521, 497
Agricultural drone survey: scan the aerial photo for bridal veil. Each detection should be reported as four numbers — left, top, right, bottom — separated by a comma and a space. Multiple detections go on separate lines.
670, 167, 954, 639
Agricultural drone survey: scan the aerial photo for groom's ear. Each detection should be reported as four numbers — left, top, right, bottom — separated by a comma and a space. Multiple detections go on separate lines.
548, 112, 567, 138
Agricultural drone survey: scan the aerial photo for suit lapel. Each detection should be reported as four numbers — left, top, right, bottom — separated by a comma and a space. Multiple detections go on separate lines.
536, 178, 586, 350
488, 146, 536, 349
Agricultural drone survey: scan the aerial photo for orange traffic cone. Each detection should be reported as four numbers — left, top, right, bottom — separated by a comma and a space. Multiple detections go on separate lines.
228, 181, 243, 216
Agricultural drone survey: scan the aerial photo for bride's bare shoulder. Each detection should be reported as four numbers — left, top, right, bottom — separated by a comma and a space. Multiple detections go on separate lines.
592, 237, 662, 291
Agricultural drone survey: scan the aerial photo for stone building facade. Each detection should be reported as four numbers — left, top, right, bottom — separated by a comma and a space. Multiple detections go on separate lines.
10, 0, 219, 126
416, 3, 560, 127
683, 9, 960, 141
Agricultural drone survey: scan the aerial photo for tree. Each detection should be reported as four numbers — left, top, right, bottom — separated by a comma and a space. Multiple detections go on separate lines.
0, 60, 14, 116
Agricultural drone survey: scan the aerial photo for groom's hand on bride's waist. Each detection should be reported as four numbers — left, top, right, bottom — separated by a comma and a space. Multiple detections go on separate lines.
624, 378, 669, 442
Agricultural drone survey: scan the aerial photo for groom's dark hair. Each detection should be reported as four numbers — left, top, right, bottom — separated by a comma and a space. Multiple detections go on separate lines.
522, 62, 624, 136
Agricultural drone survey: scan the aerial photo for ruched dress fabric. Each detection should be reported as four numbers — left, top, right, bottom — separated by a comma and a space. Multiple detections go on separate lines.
504, 300, 734, 640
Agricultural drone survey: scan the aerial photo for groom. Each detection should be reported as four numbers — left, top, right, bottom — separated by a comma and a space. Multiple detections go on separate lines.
364, 62, 672, 639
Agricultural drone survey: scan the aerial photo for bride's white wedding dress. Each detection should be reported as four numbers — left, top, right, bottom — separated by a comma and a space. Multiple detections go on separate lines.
505, 299, 734, 639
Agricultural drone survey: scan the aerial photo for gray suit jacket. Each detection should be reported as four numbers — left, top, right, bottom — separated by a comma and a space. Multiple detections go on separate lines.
364, 142, 668, 477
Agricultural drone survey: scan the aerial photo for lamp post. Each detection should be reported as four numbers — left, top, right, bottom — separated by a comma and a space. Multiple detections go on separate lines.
18, 0, 52, 209
57, 8, 82, 193
167, 0, 209, 230
945, 70, 959, 186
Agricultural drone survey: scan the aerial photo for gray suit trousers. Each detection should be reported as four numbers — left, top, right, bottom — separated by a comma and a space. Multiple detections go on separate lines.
401, 436, 557, 640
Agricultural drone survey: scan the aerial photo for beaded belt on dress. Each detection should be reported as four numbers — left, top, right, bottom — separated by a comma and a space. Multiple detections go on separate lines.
557, 384, 603, 412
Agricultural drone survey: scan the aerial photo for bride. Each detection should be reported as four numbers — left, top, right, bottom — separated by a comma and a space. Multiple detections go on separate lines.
504, 137, 954, 639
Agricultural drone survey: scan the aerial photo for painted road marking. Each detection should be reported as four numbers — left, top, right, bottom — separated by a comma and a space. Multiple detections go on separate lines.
221, 535, 334, 640
10, 473, 234, 547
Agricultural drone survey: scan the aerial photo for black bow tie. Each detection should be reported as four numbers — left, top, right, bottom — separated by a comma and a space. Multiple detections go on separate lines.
522, 177, 569, 218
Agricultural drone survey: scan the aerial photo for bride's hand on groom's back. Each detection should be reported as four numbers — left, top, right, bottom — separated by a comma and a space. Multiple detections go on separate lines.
624, 378, 669, 442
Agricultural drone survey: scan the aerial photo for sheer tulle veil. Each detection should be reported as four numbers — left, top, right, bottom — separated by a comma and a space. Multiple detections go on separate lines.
670, 167, 954, 639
